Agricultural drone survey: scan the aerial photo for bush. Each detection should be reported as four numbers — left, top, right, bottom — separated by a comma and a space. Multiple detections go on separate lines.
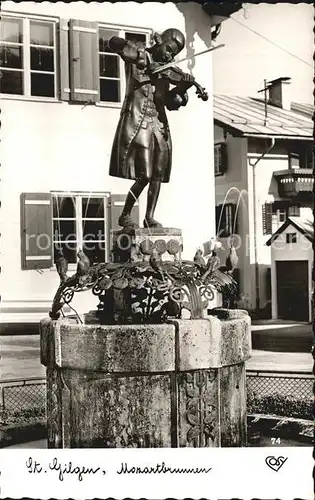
247, 392, 312, 420
0, 407, 46, 426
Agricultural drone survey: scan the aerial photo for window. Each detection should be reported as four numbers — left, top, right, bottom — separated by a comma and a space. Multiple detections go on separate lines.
1, 14, 151, 104
289, 152, 300, 169
271, 208, 288, 234
263, 202, 301, 235
305, 146, 314, 170
288, 205, 300, 217
98, 28, 148, 103
214, 143, 227, 175
286, 233, 297, 244
0, 15, 57, 98
99, 28, 121, 103
216, 203, 237, 237
52, 194, 109, 264
20, 192, 140, 270
277, 208, 286, 223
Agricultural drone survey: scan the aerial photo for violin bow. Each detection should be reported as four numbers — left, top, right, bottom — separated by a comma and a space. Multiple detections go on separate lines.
151, 43, 225, 75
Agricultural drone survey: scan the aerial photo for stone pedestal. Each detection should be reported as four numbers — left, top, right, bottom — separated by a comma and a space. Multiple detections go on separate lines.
40, 310, 251, 448
112, 227, 183, 263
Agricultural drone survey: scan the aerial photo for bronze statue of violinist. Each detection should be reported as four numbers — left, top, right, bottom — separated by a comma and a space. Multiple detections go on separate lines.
108, 28, 208, 229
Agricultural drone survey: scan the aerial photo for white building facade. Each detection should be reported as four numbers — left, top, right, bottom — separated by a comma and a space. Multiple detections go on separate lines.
213, 86, 313, 317
267, 217, 313, 322
0, 1, 226, 325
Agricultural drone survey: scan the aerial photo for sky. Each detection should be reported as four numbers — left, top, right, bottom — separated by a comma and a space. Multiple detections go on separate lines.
212, 3, 313, 104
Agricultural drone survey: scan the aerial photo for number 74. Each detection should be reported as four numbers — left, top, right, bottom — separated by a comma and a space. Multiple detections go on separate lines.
271, 437, 281, 445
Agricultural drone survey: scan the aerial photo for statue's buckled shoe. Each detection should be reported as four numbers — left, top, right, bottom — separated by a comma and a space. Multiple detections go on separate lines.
143, 217, 163, 228
118, 213, 139, 228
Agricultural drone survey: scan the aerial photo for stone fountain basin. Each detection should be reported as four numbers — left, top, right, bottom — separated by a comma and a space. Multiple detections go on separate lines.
40, 311, 252, 448
41, 313, 251, 372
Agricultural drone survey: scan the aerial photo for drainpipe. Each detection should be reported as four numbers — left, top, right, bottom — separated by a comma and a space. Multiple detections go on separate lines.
249, 137, 276, 313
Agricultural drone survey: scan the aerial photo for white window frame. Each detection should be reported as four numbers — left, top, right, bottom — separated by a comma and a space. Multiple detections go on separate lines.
1, 14, 152, 106
1, 11, 59, 102
51, 191, 110, 270
96, 23, 152, 108
272, 207, 287, 234
277, 208, 287, 223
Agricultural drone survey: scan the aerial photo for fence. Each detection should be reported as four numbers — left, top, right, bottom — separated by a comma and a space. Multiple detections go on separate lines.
0, 377, 46, 423
246, 369, 313, 420
0, 371, 313, 422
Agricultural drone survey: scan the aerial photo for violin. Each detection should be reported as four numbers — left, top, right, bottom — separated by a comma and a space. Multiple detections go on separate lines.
151, 64, 209, 102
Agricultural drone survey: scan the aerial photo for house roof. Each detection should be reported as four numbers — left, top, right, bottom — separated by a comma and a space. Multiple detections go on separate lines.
266, 216, 314, 246
214, 94, 313, 139
291, 101, 314, 118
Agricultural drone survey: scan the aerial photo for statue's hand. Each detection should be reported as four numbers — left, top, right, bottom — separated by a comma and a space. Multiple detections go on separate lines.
165, 89, 188, 110
170, 73, 195, 99
136, 47, 147, 70
146, 60, 161, 74
180, 73, 195, 90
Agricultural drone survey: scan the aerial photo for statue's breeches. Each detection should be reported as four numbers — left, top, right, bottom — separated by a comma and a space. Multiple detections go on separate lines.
131, 117, 170, 181
109, 113, 172, 183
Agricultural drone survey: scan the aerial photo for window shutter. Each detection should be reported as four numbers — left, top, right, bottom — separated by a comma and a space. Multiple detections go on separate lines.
69, 19, 100, 103
214, 143, 228, 175
215, 205, 221, 235
110, 194, 140, 233
221, 143, 228, 173
20, 193, 53, 270
58, 19, 70, 101
262, 202, 273, 235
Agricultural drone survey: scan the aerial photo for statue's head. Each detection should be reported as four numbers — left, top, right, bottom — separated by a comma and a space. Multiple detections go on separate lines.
151, 28, 185, 63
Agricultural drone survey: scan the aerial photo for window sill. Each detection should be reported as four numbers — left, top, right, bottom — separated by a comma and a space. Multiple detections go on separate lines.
216, 232, 234, 238
0, 94, 62, 104
96, 101, 122, 109
0, 95, 123, 108
215, 172, 226, 178
50, 264, 77, 272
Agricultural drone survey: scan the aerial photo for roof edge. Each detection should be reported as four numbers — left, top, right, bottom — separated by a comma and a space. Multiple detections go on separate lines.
214, 119, 313, 141
202, 2, 243, 18
266, 218, 313, 246
214, 118, 245, 137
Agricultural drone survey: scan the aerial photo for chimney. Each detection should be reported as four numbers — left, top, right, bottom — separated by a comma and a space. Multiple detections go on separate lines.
267, 77, 291, 110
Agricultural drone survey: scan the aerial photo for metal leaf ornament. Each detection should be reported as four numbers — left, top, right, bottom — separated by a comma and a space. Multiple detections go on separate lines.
128, 277, 145, 288
113, 277, 129, 289
99, 277, 113, 290
50, 239, 237, 322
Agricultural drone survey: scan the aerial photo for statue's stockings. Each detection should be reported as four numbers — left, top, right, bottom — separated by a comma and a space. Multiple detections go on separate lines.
123, 178, 161, 222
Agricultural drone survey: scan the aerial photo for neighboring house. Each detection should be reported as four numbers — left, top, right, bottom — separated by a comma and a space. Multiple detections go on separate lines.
266, 216, 313, 322
213, 77, 313, 316
0, 1, 242, 326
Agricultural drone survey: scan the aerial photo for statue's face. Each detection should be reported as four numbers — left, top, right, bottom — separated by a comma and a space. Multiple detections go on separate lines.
153, 38, 180, 63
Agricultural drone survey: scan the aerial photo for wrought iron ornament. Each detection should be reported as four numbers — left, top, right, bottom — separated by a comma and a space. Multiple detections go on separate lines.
50, 245, 237, 324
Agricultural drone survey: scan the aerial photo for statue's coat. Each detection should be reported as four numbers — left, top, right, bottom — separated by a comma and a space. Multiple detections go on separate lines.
109, 39, 185, 183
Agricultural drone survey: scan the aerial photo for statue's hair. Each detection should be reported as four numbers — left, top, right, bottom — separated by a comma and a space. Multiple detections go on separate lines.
161, 28, 185, 51
152, 32, 163, 46
152, 28, 185, 52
